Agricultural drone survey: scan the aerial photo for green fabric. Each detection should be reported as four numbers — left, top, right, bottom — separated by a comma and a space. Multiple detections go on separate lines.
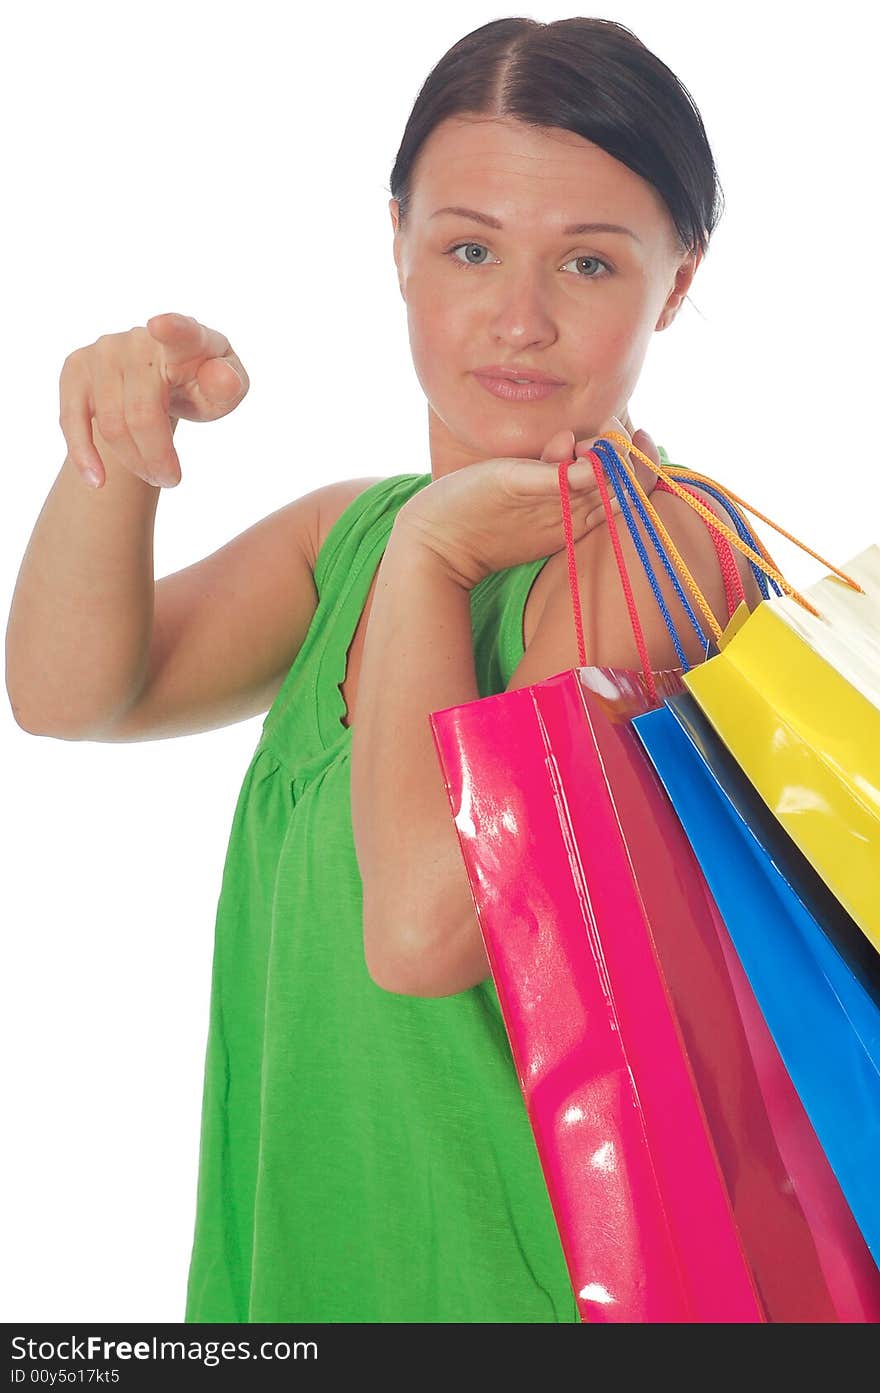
184, 450, 672, 1323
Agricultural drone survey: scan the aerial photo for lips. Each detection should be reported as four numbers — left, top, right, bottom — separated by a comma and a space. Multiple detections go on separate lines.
474, 364, 566, 385
473, 374, 564, 403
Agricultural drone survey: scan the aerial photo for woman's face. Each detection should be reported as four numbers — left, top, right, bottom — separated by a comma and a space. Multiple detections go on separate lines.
390, 115, 701, 480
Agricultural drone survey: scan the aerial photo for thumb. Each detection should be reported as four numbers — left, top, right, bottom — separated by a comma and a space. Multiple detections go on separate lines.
539, 427, 576, 465
198, 356, 245, 404
631, 426, 658, 463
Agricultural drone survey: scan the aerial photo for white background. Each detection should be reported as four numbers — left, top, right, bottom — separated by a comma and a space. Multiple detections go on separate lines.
2, 0, 877, 1321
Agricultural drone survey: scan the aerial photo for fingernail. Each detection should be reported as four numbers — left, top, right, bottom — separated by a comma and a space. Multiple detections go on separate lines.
82, 466, 101, 488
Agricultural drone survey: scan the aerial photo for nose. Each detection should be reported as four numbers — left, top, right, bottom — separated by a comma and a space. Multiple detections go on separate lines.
488, 268, 559, 347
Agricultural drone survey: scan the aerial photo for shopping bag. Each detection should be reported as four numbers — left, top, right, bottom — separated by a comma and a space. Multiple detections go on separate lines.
602, 437, 880, 1287
681, 552, 880, 953
632, 690, 880, 1274
429, 436, 857, 1322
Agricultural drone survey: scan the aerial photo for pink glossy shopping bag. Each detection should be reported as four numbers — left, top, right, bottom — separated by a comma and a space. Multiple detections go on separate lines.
428, 440, 880, 1323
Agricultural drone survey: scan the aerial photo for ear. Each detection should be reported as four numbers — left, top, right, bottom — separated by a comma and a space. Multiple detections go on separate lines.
656, 247, 703, 331
389, 198, 405, 301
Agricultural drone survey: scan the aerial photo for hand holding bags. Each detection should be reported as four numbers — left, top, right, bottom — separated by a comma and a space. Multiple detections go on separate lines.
429, 433, 880, 1321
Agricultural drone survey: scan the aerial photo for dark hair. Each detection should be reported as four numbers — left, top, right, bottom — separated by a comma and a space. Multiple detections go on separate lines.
389, 17, 724, 262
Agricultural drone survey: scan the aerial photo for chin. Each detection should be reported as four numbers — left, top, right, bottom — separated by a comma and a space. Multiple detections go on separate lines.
467, 415, 558, 455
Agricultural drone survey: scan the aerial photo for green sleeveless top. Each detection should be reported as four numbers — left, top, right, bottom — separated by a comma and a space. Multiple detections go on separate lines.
185, 457, 673, 1323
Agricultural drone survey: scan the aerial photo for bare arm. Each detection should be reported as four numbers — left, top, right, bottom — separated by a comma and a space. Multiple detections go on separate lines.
5, 423, 171, 737
351, 520, 486, 997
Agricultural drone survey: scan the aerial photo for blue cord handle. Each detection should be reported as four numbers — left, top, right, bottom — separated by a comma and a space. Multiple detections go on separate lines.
593, 438, 707, 671
598, 441, 712, 647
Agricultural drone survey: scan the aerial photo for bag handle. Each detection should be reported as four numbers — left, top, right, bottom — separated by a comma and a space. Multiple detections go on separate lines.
594, 438, 720, 663
596, 440, 783, 661
558, 446, 683, 705
555, 433, 866, 702
559, 441, 743, 704
598, 430, 862, 608
660, 475, 782, 602
654, 475, 782, 603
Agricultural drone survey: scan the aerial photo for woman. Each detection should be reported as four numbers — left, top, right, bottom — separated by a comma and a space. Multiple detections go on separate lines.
181, 17, 761, 1322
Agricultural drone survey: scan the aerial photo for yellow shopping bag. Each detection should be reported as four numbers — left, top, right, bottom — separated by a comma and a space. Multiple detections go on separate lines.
683, 545, 880, 953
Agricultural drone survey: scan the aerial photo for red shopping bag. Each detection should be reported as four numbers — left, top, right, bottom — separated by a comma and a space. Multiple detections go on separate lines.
429, 439, 878, 1323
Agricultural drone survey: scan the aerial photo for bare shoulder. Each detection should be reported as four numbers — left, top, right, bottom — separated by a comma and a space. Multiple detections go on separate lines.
312, 476, 388, 562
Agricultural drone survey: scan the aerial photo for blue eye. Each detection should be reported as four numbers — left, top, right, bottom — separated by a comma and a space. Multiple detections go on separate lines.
445, 242, 612, 279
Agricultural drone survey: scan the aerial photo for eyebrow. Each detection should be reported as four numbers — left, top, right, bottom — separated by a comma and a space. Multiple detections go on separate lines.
430, 205, 642, 242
